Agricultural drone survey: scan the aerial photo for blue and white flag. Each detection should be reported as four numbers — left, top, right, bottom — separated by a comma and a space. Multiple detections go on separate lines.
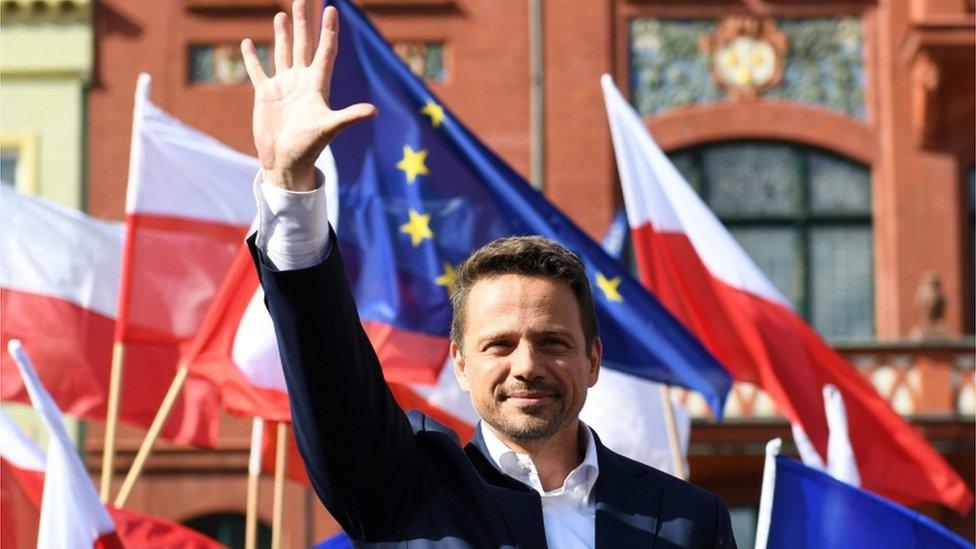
755, 439, 972, 549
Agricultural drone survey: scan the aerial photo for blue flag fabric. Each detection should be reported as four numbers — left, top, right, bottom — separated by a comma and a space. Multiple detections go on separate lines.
601, 208, 629, 261
326, 0, 731, 414
766, 456, 972, 548
312, 532, 353, 549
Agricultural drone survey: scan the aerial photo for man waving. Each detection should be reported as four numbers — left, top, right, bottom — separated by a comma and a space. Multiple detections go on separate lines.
242, 2, 735, 547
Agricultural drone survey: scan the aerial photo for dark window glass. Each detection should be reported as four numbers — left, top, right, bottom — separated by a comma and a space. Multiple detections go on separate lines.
189, 43, 271, 84
0, 149, 18, 188
393, 41, 446, 82
183, 512, 271, 549
670, 142, 873, 339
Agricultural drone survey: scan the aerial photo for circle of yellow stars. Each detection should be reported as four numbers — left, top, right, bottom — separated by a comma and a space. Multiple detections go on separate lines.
398, 99, 625, 306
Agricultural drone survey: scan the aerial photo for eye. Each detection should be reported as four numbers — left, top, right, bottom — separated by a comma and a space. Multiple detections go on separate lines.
482, 339, 513, 353
541, 337, 569, 349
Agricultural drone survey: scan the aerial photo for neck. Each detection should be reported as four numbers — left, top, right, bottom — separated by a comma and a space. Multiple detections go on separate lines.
489, 420, 585, 491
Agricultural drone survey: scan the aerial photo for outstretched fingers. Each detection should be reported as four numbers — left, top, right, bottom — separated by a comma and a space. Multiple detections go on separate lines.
292, 0, 313, 67
240, 39, 268, 85
273, 11, 292, 74
331, 103, 378, 134
312, 6, 339, 83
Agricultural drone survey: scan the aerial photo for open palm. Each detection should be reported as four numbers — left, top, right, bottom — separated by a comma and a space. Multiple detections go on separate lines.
242, 1, 375, 190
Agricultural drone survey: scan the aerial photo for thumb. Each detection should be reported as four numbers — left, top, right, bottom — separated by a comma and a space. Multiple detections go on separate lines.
330, 103, 377, 134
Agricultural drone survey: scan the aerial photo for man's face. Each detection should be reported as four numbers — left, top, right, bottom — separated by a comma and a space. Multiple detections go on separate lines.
451, 274, 601, 443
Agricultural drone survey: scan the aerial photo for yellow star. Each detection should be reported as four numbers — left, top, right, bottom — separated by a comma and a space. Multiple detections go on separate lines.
396, 145, 430, 184
434, 262, 458, 294
420, 100, 445, 128
595, 272, 623, 303
399, 209, 434, 247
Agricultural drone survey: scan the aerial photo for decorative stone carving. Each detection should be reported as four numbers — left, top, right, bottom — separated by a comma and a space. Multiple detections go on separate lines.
911, 50, 942, 147
700, 15, 788, 100
913, 271, 948, 339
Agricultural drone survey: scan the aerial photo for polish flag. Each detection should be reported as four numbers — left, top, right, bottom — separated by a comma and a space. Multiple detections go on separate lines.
601, 75, 973, 513
1, 410, 46, 549
114, 72, 257, 444
8, 340, 123, 548
4, 343, 229, 549
0, 186, 217, 446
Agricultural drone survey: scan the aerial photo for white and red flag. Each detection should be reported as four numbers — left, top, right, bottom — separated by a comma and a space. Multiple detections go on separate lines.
0, 186, 217, 445
8, 340, 123, 548
3, 343, 230, 549
601, 74, 972, 513
113, 72, 265, 445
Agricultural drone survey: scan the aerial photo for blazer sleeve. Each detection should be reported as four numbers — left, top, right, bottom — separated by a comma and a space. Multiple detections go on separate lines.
712, 494, 737, 549
249, 231, 442, 538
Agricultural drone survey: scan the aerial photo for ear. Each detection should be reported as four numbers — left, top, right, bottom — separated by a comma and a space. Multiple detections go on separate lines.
450, 340, 470, 393
587, 337, 602, 388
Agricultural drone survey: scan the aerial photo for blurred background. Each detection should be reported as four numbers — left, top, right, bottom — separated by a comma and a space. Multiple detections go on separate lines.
1, 0, 973, 547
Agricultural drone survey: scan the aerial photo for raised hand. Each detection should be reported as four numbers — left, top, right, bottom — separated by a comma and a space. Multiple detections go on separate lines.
241, 1, 375, 191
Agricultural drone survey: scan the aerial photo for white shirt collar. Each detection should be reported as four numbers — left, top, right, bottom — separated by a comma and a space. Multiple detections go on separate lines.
480, 422, 600, 503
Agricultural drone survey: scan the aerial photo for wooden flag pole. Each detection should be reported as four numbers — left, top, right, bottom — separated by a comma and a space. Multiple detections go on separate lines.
245, 417, 265, 549
104, 73, 153, 503
659, 384, 687, 479
100, 342, 126, 501
271, 422, 288, 549
113, 365, 190, 508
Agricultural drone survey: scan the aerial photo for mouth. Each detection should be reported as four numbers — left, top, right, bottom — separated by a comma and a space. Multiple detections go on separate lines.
503, 392, 556, 407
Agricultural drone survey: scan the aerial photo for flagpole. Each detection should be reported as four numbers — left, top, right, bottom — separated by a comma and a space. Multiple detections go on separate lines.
754, 438, 782, 549
245, 417, 265, 549
99, 342, 126, 501
113, 365, 189, 508
659, 384, 687, 479
102, 72, 152, 503
271, 422, 288, 549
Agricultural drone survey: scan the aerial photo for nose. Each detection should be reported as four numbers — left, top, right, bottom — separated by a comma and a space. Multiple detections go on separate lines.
507, 341, 546, 381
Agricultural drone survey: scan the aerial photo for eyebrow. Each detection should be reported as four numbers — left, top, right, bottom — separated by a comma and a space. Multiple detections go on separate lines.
474, 328, 578, 345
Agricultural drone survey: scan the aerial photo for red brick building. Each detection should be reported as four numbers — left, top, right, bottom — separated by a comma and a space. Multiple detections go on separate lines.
85, 0, 974, 546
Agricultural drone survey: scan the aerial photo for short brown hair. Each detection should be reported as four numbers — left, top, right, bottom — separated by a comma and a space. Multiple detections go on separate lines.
449, 236, 599, 351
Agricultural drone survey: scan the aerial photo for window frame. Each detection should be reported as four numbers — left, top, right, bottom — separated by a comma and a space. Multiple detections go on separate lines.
0, 133, 38, 194
670, 140, 874, 340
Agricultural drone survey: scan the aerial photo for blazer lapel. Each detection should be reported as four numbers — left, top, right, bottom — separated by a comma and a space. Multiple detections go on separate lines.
465, 428, 549, 549
593, 436, 662, 548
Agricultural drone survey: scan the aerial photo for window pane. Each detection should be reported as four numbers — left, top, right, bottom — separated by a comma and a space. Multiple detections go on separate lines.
393, 42, 446, 82
188, 43, 270, 84
669, 151, 702, 193
808, 150, 871, 214
705, 144, 800, 216
729, 226, 801, 309
0, 150, 18, 187
810, 227, 873, 339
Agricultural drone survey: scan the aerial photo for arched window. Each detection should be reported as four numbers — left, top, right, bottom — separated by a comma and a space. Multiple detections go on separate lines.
183, 512, 271, 549
668, 141, 873, 340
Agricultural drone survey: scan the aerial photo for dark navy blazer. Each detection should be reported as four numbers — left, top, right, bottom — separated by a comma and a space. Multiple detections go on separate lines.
251, 234, 737, 548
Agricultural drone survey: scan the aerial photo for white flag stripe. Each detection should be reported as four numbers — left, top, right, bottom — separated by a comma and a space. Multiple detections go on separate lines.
581, 369, 690, 476
126, 74, 259, 225
8, 340, 117, 547
232, 287, 287, 391
600, 75, 790, 308
0, 186, 123, 318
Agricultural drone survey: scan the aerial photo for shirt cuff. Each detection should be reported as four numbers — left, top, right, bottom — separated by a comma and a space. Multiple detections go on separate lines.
252, 169, 332, 271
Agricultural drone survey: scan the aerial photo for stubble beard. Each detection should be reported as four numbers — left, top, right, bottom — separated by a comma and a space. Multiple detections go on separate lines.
477, 382, 571, 443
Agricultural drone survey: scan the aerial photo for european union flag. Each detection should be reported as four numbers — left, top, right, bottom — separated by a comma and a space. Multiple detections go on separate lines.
326, 0, 731, 415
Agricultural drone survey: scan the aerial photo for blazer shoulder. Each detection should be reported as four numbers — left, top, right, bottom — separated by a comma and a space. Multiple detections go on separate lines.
406, 410, 462, 447
602, 444, 726, 508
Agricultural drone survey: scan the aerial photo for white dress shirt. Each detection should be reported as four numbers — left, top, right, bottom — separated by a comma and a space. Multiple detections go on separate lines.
254, 172, 602, 548
481, 423, 600, 549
